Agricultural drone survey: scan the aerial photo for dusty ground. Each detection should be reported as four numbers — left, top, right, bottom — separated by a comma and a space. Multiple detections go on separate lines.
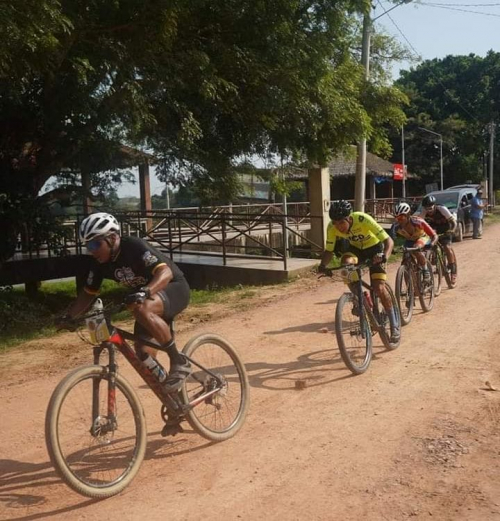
1, 222, 500, 521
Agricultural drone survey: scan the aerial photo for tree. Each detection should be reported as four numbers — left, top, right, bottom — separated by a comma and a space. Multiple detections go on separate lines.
391, 53, 500, 189
0, 0, 407, 263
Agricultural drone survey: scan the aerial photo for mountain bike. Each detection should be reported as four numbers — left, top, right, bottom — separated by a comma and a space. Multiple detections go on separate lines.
394, 246, 435, 326
426, 236, 457, 294
322, 263, 401, 375
46, 301, 249, 499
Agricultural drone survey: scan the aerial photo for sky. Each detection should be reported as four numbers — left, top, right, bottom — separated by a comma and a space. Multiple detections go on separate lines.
117, 0, 500, 197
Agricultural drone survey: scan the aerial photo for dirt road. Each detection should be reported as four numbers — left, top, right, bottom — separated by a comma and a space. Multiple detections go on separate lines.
2, 223, 500, 521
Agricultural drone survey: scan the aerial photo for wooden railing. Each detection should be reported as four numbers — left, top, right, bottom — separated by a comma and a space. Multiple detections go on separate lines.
8, 198, 425, 264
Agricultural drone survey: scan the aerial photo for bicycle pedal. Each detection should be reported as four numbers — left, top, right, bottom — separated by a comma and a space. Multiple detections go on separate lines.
161, 422, 184, 437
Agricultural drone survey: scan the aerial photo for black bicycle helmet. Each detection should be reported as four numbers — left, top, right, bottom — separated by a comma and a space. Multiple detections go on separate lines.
329, 200, 352, 221
422, 195, 436, 208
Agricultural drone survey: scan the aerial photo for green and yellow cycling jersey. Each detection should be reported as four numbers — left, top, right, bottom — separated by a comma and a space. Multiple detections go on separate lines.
325, 212, 389, 252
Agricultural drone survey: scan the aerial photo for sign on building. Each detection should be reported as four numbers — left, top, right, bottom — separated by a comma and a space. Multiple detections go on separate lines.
393, 163, 406, 181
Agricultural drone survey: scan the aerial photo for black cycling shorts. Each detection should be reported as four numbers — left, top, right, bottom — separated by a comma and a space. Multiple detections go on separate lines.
435, 225, 453, 245
342, 242, 387, 281
134, 278, 190, 340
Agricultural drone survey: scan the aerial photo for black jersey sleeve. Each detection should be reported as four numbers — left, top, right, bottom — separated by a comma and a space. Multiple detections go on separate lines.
83, 260, 104, 295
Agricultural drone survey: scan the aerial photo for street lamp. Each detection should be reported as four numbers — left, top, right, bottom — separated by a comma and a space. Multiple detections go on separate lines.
354, 0, 413, 211
418, 127, 443, 190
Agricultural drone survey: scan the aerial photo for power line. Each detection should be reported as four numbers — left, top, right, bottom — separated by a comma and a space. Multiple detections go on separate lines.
426, 2, 500, 6
421, 3, 500, 17
375, 0, 480, 123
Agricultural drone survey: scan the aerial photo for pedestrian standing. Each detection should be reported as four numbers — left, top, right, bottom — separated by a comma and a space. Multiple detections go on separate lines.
471, 188, 486, 239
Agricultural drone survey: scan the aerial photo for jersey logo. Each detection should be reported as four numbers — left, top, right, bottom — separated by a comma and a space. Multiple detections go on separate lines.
349, 234, 366, 242
114, 267, 147, 288
142, 251, 158, 267
358, 215, 365, 222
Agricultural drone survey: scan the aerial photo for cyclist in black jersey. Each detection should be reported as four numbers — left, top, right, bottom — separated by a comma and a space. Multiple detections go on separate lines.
416, 195, 457, 284
63, 212, 192, 391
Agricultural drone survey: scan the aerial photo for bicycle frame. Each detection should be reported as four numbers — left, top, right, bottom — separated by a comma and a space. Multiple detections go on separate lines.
342, 264, 382, 335
90, 323, 226, 430
400, 246, 426, 296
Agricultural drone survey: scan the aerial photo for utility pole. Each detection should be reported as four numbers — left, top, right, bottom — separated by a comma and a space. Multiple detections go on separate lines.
489, 122, 496, 207
418, 127, 443, 190
354, 12, 371, 212
401, 126, 406, 199
353, 0, 413, 211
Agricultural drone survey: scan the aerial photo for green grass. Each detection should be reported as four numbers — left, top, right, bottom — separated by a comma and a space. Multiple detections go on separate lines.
0, 279, 262, 351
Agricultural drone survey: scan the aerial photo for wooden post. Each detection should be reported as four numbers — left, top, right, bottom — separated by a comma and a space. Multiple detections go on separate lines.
308, 167, 330, 254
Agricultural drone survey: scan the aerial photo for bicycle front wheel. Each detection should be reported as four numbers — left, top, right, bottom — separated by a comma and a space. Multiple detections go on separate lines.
46, 365, 147, 499
418, 259, 435, 312
395, 265, 414, 326
335, 292, 372, 375
181, 334, 249, 442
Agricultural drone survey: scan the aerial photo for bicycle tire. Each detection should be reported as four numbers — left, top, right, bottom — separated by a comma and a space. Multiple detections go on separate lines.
374, 284, 401, 351
395, 265, 414, 326
46, 365, 147, 499
335, 292, 372, 374
430, 249, 443, 297
418, 259, 435, 312
181, 334, 249, 442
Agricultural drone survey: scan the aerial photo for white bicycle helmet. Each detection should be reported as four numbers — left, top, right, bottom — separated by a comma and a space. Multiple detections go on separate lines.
394, 202, 411, 217
79, 212, 120, 242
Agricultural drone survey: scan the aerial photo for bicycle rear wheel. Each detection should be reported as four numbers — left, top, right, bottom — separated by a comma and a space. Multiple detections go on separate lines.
418, 259, 435, 311
335, 292, 372, 375
395, 265, 414, 326
373, 284, 401, 351
181, 334, 249, 442
45, 365, 147, 499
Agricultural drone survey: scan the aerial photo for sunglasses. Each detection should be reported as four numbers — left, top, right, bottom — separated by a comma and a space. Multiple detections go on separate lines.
86, 238, 104, 252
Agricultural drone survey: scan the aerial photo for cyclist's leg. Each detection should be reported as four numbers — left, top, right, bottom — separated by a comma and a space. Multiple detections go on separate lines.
339, 248, 361, 297
438, 231, 456, 280
133, 278, 192, 390
414, 237, 432, 281
366, 245, 400, 342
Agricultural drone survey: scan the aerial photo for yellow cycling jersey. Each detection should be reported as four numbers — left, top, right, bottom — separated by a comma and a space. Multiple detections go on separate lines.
325, 212, 389, 251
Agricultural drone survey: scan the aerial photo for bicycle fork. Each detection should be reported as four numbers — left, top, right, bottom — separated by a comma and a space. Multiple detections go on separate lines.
91, 344, 118, 438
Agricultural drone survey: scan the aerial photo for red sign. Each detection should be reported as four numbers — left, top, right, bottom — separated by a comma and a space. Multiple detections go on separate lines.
393, 163, 406, 181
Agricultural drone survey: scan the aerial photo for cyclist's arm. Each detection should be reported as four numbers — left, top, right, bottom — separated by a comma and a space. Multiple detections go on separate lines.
66, 290, 97, 319
66, 266, 103, 319
381, 235, 394, 260
143, 264, 173, 296
319, 250, 334, 270
437, 206, 456, 232
421, 220, 438, 244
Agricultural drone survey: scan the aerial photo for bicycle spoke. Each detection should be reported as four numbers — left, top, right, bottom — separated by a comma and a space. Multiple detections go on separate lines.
54, 374, 142, 490
182, 335, 249, 440
335, 292, 372, 374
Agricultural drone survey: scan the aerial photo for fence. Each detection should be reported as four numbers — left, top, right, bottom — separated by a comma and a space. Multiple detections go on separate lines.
8, 198, 423, 266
